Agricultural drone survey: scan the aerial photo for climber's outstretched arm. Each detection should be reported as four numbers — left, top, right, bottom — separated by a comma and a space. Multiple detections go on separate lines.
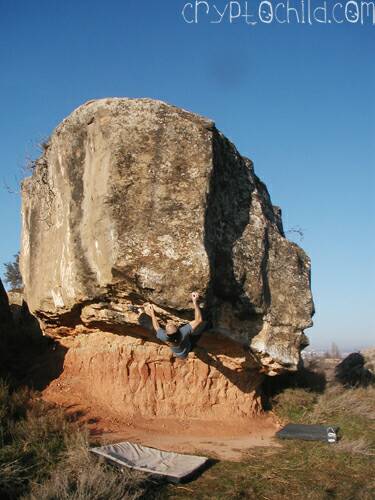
189, 292, 203, 331
144, 303, 160, 332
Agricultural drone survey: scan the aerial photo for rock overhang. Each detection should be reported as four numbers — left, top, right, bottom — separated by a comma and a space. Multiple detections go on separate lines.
20, 97, 314, 377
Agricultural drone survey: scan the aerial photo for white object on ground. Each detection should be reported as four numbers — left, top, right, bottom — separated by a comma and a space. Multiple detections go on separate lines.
90, 441, 209, 483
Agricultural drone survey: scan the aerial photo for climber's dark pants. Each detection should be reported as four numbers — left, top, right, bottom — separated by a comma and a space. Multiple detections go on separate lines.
189, 332, 201, 350
189, 321, 208, 350
174, 322, 208, 361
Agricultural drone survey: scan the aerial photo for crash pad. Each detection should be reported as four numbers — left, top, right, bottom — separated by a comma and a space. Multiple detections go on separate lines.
90, 441, 209, 483
276, 424, 339, 443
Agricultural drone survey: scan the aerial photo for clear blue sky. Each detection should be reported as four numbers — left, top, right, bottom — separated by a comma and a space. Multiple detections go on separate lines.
0, 1, 373, 351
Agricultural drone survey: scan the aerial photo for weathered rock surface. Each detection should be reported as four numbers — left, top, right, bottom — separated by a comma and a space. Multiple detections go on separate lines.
0, 279, 12, 328
20, 98, 314, 419
0, 279, 13, 370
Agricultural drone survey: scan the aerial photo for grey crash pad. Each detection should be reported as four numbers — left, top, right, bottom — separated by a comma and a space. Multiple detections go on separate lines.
276, 424, 339, 443
90, 441, 209, 483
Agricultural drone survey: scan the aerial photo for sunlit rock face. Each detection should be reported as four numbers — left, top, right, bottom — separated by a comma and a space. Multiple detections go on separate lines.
20, 98, 314, 419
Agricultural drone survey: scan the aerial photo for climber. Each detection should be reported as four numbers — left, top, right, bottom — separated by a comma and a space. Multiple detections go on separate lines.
144, 292, 203, 359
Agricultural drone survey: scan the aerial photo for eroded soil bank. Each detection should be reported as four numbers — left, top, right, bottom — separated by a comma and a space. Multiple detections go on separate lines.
30, 329, 280, 460
40, 329, 263, 419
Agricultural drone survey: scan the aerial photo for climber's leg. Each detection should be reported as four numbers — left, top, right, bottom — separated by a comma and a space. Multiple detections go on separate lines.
190, 334, 201, 350
191, 320, 208, 336
189, 320, 208, 350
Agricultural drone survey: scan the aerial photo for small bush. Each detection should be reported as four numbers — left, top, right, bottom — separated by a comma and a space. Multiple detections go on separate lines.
3, 252, 23, 290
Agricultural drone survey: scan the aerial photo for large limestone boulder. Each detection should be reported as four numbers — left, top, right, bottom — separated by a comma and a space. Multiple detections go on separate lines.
20, 98, 314, 419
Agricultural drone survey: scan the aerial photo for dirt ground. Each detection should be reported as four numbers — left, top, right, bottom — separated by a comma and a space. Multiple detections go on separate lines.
98, 416, 281, 461
42, 389, 280, 461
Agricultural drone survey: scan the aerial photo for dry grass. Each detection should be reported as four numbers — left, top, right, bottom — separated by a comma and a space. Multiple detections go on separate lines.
0, 459, 32, 499
0, 377, 156, 500
335, 437, 375, 457
311, 385, 375, 422
25, 431, 150, 500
